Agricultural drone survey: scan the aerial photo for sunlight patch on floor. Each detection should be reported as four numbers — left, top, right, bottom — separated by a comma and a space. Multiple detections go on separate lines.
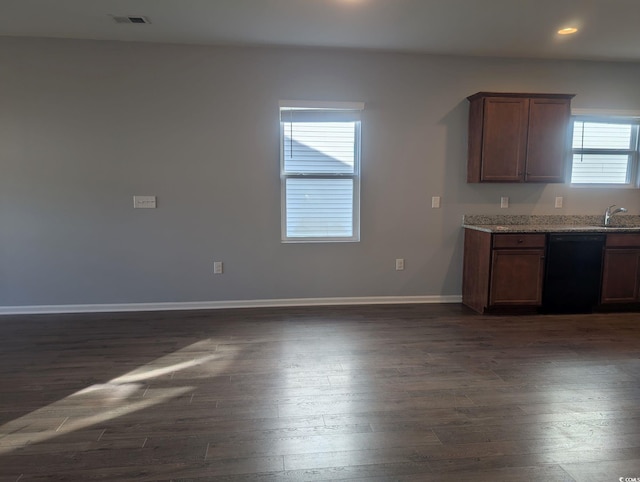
0, 337, 237, 455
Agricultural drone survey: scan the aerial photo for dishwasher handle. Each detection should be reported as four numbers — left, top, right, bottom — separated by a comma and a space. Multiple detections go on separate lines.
548, 234, 605, 244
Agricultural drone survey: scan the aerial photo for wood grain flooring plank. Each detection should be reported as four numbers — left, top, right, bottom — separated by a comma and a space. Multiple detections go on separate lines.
205, 429, 440, 460
345, 464, 577, 482
283, 446, 434, 471
562, 458, 640, 482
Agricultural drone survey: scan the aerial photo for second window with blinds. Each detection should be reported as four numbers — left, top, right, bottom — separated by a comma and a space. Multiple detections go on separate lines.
571, 117, 640, 185
280, 101, 364, 242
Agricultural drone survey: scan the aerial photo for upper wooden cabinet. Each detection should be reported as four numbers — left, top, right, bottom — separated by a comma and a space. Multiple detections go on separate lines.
467, 92, 575, 183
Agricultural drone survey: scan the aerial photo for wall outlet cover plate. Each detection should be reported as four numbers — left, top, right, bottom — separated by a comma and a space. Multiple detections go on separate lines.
133, 196, 157, 208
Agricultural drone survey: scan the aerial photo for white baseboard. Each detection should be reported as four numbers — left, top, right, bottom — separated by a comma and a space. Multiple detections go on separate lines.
0, 295, 462, 316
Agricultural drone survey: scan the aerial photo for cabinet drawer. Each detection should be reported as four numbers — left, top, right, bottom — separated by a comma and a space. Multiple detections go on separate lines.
606, 233, 640, 248
492, 234, 546, 249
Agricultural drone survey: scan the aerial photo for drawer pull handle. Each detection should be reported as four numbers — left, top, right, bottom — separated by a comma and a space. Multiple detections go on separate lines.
517, 239, 524, 243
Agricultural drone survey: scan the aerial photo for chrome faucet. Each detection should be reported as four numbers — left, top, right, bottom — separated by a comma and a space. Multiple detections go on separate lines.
604, 204, 628, 226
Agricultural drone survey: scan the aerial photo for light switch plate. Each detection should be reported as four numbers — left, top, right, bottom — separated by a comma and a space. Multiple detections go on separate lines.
431, 196, 441, 208
133, 196, 157, 209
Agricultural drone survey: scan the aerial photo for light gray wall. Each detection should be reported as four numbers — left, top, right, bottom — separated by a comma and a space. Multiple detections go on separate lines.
2, 37, 640, 306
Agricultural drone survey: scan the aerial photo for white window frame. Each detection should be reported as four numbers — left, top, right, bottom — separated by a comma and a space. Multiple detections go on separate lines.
569, 109, 640, 188
279, 100, 364, 243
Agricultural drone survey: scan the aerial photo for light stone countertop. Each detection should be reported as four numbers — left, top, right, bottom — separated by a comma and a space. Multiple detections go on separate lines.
462, 224, 640, 234
462, 214, 640, 234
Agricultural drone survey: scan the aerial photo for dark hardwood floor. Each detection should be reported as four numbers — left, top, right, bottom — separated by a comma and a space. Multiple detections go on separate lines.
0, 303, 639, 481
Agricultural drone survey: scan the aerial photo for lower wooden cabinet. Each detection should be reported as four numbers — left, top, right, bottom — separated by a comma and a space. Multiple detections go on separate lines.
463, 229, 546, 313
601, 234, 640, 304
490, 248, 545, 306
464, 229, 640, 313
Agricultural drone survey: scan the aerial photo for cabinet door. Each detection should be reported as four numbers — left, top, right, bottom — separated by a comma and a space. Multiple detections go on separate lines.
462, 229, 492, 313
489, 249, 545, 305
525, 98, 571, 182
601, 249, 640, 303
480, 97, 529, 182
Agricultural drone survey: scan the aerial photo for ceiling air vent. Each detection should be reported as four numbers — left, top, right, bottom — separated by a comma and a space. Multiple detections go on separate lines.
111, 15, 151, 24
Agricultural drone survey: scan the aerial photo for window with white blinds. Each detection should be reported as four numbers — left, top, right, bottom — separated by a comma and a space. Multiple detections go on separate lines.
280, 101, 363, 242
571, 118, 640, 185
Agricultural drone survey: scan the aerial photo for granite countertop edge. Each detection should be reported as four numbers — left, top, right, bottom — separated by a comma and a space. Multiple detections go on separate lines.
462, 224, 640, 234
462, 214, 640, 234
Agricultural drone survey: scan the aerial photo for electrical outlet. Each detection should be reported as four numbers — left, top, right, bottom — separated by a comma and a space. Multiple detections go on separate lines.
395, 258, 404, 271
431, 196, 441, 208
213, 261, 223, 274
500, 196, 509, 209
555, 196, 563, 208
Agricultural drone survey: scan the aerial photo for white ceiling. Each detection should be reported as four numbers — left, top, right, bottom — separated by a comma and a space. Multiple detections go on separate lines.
2, 0, 640, 62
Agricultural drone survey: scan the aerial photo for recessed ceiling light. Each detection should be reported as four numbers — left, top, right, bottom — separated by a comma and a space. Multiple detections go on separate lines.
557, 27, 578, 35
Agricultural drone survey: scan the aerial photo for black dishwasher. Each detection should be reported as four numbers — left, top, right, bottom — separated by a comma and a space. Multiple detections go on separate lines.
542, 234, 605, 314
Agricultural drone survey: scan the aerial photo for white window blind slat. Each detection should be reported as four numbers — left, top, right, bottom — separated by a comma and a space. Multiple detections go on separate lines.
283, 122, 356, 173
285, 178, 354, 238
572, 122, 634, 149
571, 154, 630, 184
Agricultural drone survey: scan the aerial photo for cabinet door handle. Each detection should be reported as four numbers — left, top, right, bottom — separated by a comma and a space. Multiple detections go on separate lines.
517, 238, 524, 243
